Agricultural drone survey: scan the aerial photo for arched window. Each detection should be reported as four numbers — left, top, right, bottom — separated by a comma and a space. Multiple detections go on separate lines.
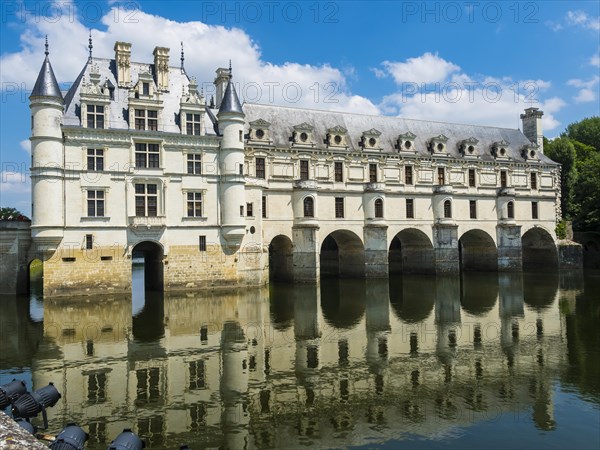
507, 201, 514, 219
443, 200, 452, 218
303, 197, 314, 217
374, 198, 384, 218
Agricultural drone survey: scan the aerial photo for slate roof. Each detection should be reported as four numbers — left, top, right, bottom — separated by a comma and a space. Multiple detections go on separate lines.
242, 103, 558, 165
218, 79, 244, 115
63, 57, 215, 134
30, 55, 63, 100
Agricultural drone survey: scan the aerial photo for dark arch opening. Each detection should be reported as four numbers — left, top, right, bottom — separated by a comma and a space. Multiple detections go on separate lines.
268, 235, 293, 282
389, 274, 435, 323
460, 272, 499, 316
27, 259, 44, 322
459, 230, 498, 272
321, 279, 366, 329
522, 228, 558, 272
320, 230, 365, 278
388, 229, 434, 274
132, 241, 164, 292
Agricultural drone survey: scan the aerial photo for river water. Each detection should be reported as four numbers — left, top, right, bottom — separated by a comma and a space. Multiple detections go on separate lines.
1, 270, 599, 449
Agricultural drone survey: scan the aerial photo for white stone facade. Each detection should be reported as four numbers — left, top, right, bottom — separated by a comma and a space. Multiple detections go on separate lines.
28, 42, 562, 296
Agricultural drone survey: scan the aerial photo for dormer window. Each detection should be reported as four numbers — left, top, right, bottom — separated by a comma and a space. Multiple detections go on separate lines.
430, 134, 449, 154
521, 143, 539, 161
249, 119, 271, 142
135, 109, 158, 131
326, 126, 348, 148
460, 137, 479, 157
361, 128, 381, 150
143, 82, 150, 96
397, 131, 416, 152
87, 105, 105, 129
186, 113, 201, 135
292, 122, 314, 146
492, 140, 510, 159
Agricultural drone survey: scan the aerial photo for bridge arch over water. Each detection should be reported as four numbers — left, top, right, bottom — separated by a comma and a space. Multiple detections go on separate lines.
459, 229, 498, 272
388, 228, 435, 274
320, 230, 365, 278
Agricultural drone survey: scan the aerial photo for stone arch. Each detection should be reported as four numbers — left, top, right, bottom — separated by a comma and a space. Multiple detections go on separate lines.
522, 227, 558, 271
389, 228, 434, 274
27, 258, 43, 298
459, 229, 498, 272
320, 230, 365, 278
132, 240, 164, 292
268, 235, 293, 281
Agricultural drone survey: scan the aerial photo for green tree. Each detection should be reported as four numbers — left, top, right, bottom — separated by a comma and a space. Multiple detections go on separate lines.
564, 117, 600, 151
573, 151, 600, 231
0, 207, 24, 217
545, 137, 577, 219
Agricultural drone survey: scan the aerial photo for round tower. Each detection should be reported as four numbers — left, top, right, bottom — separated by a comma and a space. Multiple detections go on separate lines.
29, 37, 65, 249
217, 68, 246, 247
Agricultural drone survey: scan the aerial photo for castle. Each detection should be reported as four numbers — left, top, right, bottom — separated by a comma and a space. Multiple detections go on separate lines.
27, 39, 565, 297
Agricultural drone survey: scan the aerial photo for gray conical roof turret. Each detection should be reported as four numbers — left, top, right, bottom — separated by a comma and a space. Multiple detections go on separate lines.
30, 38, 63, 101
218, 78, 243, 116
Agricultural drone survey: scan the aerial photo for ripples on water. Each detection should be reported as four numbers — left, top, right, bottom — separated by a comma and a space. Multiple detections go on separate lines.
0, 270, 599, 450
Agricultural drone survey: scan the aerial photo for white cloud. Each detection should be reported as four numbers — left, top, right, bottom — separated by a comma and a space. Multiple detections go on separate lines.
20, 140, 31, 155
0, 4, 378, 114
0, 171, 30, 194
377, 53, 460, 85
566, 10, 600, 31
545, 20, 563, 32
567, 76, 599, 103
590, 53, 600, 68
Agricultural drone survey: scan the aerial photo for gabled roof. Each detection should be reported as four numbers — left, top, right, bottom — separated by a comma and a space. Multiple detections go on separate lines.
30, 55, 63, 100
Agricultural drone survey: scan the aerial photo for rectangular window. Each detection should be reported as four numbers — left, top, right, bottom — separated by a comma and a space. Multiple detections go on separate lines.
437, 167, 445, 185
468, 169, 476, 187
406, 199, 414, 219
135, 143, 160, 168
187, 192, 202, 217
189, 360, 206, 390
335, 197, 344, 218
469, 200, 477, 219
369, 163, 377, 182
87, 372, 107, 403
262, 195, 267, 218
199, 235, 206, 252
87, 104, 105, 129
500, 170, 507, 187
246, 202, 253, 217
531, 172, 537, 189
85, 234, 93, 250
87, 148, 104, 171
256, 157, 266, 179
334, 162, 343, 182
134, 109, 158, 131
135, 183, 158, 217
300, 160, 309, 180
532, 202, 539, 219
405, 166, 413, 185
187, 154, 202, 175
186, 113, 201, 135
240, 205, 244, 216
87, 190, 104, 217
239, 130, 243, 142
142, 82, 150, 96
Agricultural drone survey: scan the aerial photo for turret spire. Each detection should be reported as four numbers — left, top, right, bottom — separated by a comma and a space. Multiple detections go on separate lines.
88, 30, 93, 62
30, 36, 63, 100
180, 41, 185, 71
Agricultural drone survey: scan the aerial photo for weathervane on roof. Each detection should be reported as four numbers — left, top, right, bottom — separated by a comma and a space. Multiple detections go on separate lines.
88, 30, 93, 62
180, 41, 185, 71
45, 35, 49, 56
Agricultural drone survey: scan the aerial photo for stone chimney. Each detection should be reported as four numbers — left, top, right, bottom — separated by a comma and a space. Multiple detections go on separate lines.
114, 41, 131, 87
214, 67, 231, 109
153, 46, 170, 91
521, 107, 544, 153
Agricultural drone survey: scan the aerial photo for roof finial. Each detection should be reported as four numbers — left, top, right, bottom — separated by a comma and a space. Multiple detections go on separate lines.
44, 35, 49, 56
180, 41, 185, 71
88, 29, 93, 62
229, 59, 232, 77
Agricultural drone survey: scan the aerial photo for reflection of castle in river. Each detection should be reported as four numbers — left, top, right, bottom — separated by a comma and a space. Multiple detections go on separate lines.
28, 273, 566, 448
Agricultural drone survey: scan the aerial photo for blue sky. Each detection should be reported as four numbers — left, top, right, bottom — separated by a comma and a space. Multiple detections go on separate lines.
1, 0, 599, 215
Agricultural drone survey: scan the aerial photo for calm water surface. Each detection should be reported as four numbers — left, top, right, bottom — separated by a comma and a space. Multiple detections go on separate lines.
1, 270, 599, 450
